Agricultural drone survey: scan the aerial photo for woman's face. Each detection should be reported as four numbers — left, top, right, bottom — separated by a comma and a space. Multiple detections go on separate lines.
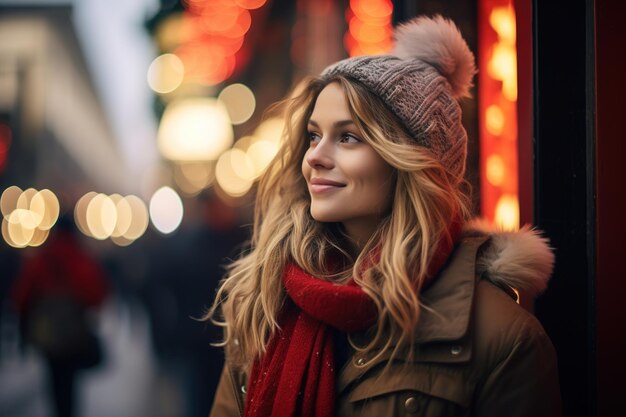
301, 82, 394, 246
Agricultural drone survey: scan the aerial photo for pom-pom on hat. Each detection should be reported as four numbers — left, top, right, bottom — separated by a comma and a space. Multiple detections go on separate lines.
322, 15, 476, 184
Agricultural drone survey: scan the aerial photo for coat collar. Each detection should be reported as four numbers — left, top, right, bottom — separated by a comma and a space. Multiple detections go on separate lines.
337, 236, 489, 393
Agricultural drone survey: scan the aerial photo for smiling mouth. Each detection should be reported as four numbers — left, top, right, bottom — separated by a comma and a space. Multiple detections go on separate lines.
309, 178, 346, 194
310, 184, 344, 193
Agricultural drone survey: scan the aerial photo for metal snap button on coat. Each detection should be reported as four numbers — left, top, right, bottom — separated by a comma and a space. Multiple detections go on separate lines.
404, 396, 419, 413
356, 357, 365, 366
240, 385, 247, 394
450, 345, 463, 355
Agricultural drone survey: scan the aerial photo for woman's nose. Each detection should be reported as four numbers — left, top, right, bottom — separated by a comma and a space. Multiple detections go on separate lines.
305, 137, 334, 169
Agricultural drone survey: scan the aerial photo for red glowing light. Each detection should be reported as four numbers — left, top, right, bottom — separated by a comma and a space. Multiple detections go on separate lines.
234, 0, 267, 10
175, 0, 266, 86
0, 123, 11, 172
345, 0, 392, 57
479, 0, 519, 227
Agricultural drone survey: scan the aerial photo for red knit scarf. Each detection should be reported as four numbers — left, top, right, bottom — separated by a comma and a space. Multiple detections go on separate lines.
243, 220, 461, 417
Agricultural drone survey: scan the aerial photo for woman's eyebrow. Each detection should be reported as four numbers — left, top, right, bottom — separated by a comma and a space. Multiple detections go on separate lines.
307, 119, 356, 128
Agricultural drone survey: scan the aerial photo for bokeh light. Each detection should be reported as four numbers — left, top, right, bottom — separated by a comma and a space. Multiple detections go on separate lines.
495, 194, 519, 230
2, 217, 22, 248
30, 189, 60, 230
7, 210, 35, 247
254, 117, 285, 145
74, 192, 149, 244
486, 154, 506, 186
488, 6, 518, 101
28, 228, 50, 247
109, 194, 132, 238
345, 0, 393, 56
486, 105, 505, 136
233, 135, 254, 152
149, 186, 184, 234
490, 6, 516, 44
147, 53, 185, 94
218, 83, 256, 125
16, 188, 37, 211
86, 193, 118, 240
176, 0, 268, 86
123, 195, 149, 240
215, 148, 254, 197
234, 0, 267, 10
75, 192, 97, 237
1, 186, 59, 247
158, 98, 234, 161
1, 185, 22, 218
174, 162, 215, 196
247, 139, 279, 178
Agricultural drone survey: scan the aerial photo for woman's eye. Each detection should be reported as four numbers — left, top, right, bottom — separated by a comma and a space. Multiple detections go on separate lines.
307, 131, 321, 143
340, 133, 361, 144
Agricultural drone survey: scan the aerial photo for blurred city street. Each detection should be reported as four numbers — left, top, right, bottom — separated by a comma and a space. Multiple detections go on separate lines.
1, 297, 168, 417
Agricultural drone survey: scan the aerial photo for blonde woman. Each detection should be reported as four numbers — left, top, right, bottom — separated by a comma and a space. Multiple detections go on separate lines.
208, 15, 561, 417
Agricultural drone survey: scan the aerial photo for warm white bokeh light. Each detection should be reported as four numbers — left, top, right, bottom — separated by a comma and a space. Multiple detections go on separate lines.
123, 195, 149, 240
111, 235, 135, 247
147, 53, 185, 94
75, 192, 97, 237
12, 205, 42, 230
30, 189, 60, 230
2, 218, 21, 248
233, 135, 254, 152
7, 210, 35, 247
1, 186, 22, 218
174, 163, 214, 196
16, 188, 37, 211
86, 193, 118, 240
149, 186, 183, 234
158, 98, 234, 161
28, 228, 50, 247
1, 188, 56, 247
247, 139, 279, 178
215, 149, 254, 197
218, 83, 256, 125
254, 117, 285, 145
112, 196, 133, 238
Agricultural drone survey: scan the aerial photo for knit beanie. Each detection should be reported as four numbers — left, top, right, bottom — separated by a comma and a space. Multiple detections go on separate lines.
321, 15, 476, 184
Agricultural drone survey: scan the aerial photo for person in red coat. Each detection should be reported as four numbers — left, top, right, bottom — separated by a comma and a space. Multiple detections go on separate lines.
11, 215, 109, 417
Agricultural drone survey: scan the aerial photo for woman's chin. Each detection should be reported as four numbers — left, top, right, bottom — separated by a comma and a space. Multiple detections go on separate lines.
310, 208, 341, 223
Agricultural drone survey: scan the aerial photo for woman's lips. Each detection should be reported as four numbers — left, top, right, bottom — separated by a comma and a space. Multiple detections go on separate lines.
310, 184, 342, 193
309, 178, 346, 194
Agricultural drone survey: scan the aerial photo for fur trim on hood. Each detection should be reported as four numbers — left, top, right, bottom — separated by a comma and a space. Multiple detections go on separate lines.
464, 220, 556, 296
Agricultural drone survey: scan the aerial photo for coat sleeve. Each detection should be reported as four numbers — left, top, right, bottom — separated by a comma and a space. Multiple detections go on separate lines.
473, 315, 562, 417
210, 365, 244, 417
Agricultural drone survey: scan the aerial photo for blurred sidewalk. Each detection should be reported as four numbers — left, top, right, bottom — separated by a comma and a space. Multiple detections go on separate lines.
0, 296, 176, 417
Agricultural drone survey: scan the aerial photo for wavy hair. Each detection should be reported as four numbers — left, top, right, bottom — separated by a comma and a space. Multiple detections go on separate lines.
207, 75, 471, 369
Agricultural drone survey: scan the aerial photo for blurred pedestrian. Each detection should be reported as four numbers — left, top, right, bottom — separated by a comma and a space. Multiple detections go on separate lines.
11, 215, 109, 417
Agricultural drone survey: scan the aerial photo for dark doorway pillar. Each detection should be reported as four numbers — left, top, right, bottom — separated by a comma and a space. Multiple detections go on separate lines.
532, 0, 595, 416
594, 0, 626, 415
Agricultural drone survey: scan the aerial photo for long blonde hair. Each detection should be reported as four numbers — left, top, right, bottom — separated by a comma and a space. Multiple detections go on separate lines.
207, 75, 471, 369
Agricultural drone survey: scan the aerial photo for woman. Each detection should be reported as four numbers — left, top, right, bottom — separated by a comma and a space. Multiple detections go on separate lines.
208, 15, 561, 417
